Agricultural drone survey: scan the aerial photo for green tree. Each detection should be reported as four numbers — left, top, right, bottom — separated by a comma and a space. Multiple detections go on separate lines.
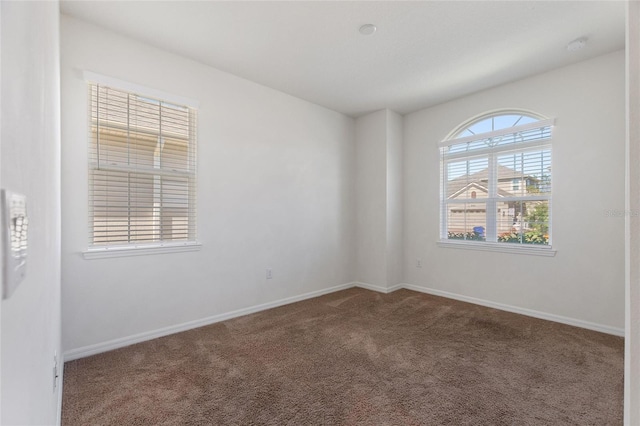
526, 174, 551, 195
526, 202, 548, 234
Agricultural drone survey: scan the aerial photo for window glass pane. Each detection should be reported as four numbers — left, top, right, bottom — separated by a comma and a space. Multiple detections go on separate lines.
160, 137, 189, 172
492, 114, 526, 130
159, 102, 190, 139
497, 150, 551, 197
90, 170, 193, 245
446, 158, 489, 200
455, 114, 540, 139
160, 175, 191, 241
497, 200, 549, 245
464, 118, 493, 136
446, 202, 487, 241
92, 128, 158, 169
92, 87, 128, 128
129, 95, 160, 134
88, 83, 196, 247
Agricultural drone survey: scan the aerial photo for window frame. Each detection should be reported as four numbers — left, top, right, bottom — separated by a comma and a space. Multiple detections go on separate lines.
438, 110, 556, 257
82, 72, 201, 259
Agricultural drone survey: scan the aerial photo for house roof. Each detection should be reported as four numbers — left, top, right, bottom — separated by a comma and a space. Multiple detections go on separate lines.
446, 165, 535, 199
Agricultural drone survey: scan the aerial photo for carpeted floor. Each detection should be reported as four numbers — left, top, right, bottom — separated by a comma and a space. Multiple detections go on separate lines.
62, 288, 624, 425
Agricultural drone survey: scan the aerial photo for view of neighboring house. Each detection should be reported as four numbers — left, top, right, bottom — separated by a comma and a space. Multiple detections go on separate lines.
446, 164, 545, 236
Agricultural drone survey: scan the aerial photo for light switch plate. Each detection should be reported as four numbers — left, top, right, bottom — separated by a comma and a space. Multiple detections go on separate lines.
2, 190, 28, 299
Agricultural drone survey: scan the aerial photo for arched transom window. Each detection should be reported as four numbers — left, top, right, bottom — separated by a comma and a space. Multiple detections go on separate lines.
439, 110, 554, 250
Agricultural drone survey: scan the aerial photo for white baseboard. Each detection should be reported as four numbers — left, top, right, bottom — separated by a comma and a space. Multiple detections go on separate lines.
401, 283, 625, 337
354, 281, 402, 294
64, 280, 624, 362
387, 283, 403, 293
64, 282, 356, 361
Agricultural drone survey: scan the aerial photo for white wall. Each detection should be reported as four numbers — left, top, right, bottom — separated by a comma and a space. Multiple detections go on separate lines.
1, 1, 62, 424
625, 1, 640, 423
404, 51, 625, 331
355, 110, 388, 288
355, 109, 403, 290
386, 110, 403, 288
61, 16, 355, 355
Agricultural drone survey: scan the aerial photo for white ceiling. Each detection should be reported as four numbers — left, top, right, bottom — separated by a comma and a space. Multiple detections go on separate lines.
60, 1, 625, 117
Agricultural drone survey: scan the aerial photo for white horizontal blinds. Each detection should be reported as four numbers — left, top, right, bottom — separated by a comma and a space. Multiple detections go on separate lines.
494, 148, 551, 244
441, 113, 552, 245
89, 84, 197, 247
443, 158, 489, 241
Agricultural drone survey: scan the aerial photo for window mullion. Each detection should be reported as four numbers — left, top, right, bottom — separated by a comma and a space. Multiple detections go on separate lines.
127, 93, 132, 245
441, 153, 448, 240
486, 152, 497, 242
153, 100, 162, 243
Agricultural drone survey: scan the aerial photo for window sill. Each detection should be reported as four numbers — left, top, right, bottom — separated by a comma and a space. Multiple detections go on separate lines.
83, 242, 202, 259
437, 240, 556, 257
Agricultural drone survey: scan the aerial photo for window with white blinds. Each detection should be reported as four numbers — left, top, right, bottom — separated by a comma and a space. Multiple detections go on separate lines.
88, 84, 197, 248
440, 112, 553, 248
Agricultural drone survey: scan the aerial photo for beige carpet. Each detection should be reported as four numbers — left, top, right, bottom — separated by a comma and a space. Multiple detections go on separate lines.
62, 288, 623, 425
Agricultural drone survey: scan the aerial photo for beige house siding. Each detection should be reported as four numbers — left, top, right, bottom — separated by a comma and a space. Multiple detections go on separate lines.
446, 171, 534, 235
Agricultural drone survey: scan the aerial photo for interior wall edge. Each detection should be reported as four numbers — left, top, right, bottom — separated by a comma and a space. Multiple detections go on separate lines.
625, 1, 640, 424
354, 282, 402, 294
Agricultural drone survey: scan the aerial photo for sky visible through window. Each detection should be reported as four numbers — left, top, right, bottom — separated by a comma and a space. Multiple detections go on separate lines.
455, 114, 538, 138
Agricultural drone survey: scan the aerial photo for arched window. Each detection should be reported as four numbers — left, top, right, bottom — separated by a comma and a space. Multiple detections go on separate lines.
440, 110, 553, 249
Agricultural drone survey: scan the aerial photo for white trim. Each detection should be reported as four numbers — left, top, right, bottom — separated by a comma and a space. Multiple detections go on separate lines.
387, 283, 403, 293
354, 282, 403, 294
437, 240, 556, 256
402, 283, 624, 337
445, 195, 550, 204
83, 71, 200, 108
56, 358, 64, 426
63, 280, 623, 362
63, 282, 355, 361
84, 242, 202, 259
483, 195, 551, 203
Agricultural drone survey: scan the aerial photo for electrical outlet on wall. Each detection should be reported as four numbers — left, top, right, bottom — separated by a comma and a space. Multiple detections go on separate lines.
266, 268, 273, 279
416, 259, 422, 268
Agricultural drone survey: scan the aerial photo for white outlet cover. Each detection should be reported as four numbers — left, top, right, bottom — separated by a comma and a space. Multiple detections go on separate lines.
2, 190, 28, 299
